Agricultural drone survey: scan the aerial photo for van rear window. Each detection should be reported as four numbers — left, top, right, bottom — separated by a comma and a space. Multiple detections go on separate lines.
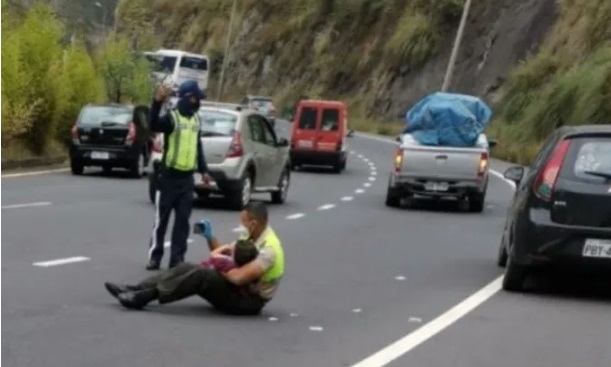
298, 107, 317, 130
562, 137, 611, 182
321, 108, 339, 131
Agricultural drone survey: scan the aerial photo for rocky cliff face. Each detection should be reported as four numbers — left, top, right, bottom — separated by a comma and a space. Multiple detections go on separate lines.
117, 0, 557, 118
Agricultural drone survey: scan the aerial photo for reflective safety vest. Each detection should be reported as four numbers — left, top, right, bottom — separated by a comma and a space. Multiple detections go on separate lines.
163, 110, 200, 171
239, 228, 285, 282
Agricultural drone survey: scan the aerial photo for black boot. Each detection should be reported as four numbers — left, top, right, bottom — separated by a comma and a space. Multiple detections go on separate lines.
104, 282, 145, 299
146, 259, 161, 271
117, 288, 159, 310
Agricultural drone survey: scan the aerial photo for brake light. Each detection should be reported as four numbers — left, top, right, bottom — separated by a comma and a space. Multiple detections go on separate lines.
125, 122, 136, 145
394, 147, 404, 173
478, 152, 489, 178
226, 130, 244, 158
533, 139, 571, 201
71, 122, 79, 144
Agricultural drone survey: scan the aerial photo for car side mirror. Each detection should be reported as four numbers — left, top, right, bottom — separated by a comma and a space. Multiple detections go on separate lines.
277, 138, 289, 147
488, 138, 498, 148
504, 166, 524, 185
346, 129, 355, 138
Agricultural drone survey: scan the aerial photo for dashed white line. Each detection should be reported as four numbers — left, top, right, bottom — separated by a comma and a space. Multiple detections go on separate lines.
309, 326, 324, 332
286, 213, 305, 220
355, 189, 365, 194
33, 256, 90, 267
317, 204, 336, 211
2, 201, 52, 210
371, 171, 377, 176
364, 183, 372, 188
341, 196, 354, 201
368, 177, 376, 182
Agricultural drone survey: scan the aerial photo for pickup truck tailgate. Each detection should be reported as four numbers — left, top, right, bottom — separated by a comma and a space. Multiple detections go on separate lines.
399, 143, 485, 181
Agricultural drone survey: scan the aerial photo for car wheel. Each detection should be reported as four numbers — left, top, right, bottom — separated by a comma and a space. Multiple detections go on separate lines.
227, 173, 253, 211
71, 160, 84, 175
467, 191, 486, 213
340, 158, 347, 171
271, 168, 290, 204
497, 233, 509, 268
129, 152, 145, 178
385, 176, 401, 208
502, 256, 528, 292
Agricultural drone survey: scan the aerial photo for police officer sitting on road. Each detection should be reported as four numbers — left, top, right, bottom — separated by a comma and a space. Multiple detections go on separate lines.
105, 202, 285, 315
146, 80, 212, 270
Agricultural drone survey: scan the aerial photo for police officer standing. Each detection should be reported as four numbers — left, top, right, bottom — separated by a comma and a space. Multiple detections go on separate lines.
147, 80, 212, 270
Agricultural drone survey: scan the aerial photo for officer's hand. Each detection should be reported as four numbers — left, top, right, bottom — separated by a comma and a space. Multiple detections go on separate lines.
201, 173, 213, 186
154, 84, 173, 103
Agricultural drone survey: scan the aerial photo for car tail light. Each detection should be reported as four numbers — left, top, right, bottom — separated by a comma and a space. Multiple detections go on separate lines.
225, 130, 244, 158
394, 147, 404, 173
125, 122, 136, 145
477, 152, 489, 178
71, 122, 79, 144
533, 139, 571, 201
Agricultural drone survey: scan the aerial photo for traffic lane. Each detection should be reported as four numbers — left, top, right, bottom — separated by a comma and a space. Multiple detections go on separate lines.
1, 173, 514, 367
389, 277, 611, 367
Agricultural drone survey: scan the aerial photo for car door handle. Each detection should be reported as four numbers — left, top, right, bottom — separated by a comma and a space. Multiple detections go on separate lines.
435, 155, 448, 160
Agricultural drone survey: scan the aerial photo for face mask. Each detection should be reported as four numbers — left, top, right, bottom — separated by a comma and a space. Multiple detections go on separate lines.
191, 100, 201, 113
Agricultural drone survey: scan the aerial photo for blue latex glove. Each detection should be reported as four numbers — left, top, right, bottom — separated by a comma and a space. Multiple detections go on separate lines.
195, 219, 214, 241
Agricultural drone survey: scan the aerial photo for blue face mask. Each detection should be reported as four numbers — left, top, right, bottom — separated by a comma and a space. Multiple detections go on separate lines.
177, 97, 200, 116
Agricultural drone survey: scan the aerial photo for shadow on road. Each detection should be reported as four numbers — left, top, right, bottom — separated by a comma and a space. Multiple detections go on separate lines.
526, 269, 611, 302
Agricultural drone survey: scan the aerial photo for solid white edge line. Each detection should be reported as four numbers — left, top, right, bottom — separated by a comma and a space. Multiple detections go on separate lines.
286, 213, 305, 220
317, 204, 336, 210
2, 168, 69, 178
348, 132, 518, 367
2, 201, 52, 210
33, 256, 90, 267
349, 276, 504, 367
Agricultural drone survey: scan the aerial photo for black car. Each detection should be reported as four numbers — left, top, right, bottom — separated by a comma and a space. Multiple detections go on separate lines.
498, 125, 611, 291
69, 104, 153, 177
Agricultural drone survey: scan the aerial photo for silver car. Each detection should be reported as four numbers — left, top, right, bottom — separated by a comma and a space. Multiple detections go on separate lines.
148, 102, 291, 210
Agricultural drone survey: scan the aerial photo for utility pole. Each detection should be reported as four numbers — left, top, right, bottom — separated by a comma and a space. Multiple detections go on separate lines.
216, 0, 238, 101
441, 0, 472, 92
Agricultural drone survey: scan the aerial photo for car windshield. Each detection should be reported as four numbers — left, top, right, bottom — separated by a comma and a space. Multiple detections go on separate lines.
179, 56, 208, 71
572, 139, 611, 181
198, 109, 237, 136
78, 106, 132, 126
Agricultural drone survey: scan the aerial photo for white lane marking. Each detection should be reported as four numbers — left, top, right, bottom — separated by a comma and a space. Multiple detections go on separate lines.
289, 313, 299, 317
309, 326, 324, 332
355, 189, 365, 194
371, 171, 377, 176
232, 225, 246, 233
394, 275, 406, 281
2, 201, 52, 210
317, 204, 336, 211
368, 177, 376, 182
489, 169, 517, 189
341, 196, 354, 201
268, 317, 279, 322
352, 308, 363, 313
408, 317, 423, 323
164, 238, 194, 248
33, 256, 90, 267
286, 213, 305, 220
2, 168, 69, 178
348, 276, 503, 367
357, 154, 364, 159
364, 183, 372, 188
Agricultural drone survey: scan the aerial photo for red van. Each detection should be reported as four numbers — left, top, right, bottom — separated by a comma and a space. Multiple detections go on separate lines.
289, 100, 348, 173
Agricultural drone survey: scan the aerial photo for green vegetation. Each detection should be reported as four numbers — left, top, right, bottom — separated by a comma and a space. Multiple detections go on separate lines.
490, 0, 611, 164
1, 1, 153, 159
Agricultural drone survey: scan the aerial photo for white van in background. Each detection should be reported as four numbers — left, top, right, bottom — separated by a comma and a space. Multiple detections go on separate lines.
143, 49, 210, 93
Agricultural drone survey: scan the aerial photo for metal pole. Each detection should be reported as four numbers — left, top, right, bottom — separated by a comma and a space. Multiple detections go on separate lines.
441, 0, 472, 92
216, 0, 238, 101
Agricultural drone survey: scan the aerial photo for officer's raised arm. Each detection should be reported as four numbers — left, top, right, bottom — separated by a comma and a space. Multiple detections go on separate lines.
149, 85, 175, 134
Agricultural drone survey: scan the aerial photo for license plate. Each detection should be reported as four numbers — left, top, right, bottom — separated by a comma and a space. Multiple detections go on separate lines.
424, 181, 449, 192
298, 140, 313, 148
582, 239, 611, 258
91, 151, 109, 160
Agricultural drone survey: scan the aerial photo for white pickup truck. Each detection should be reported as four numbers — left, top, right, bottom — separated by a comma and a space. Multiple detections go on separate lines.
385, 133, 497, 212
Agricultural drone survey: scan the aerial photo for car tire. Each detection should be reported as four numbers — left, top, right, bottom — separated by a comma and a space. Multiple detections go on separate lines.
385, 176, 401, 208
271, 168, 290, 204
502, 257, 528, 292
467, 191, 486, 213
340, 158, 347, 171
227, 172, 253, 211
129, 152, 145, 178
71, 160, 84, 175
497, 234, 509, 268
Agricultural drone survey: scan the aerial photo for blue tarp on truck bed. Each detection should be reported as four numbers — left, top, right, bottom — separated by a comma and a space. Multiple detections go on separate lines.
403, 92, 493, 147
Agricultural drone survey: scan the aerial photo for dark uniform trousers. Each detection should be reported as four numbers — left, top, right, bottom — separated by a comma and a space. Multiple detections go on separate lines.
139, 263, 267, 315
149, 170, 195, 265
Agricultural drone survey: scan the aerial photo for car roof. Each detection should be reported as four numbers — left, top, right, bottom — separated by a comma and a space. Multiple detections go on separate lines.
559, 124, 611, 138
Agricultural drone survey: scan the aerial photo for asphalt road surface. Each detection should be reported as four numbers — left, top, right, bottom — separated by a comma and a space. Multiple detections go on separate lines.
2, 121, 610, 367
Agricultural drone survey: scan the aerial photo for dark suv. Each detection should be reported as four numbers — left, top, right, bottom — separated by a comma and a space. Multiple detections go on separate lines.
498, 125, 611, 292
69, 104, 153, 177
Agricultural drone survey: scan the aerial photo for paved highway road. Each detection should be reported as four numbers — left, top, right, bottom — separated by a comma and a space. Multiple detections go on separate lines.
2, 122, 610, 367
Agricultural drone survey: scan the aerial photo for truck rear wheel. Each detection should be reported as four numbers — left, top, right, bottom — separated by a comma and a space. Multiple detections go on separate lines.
468, 191, 486, 213
385, 176, 401, 208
